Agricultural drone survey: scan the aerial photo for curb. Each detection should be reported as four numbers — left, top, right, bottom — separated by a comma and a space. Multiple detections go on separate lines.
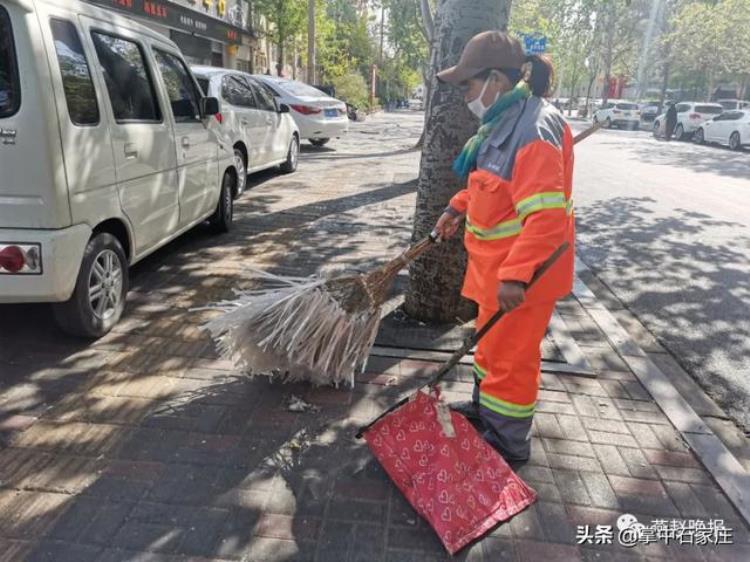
574, 256, 750, 525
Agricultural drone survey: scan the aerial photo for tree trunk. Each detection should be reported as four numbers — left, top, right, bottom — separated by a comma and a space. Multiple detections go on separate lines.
307, 0, 315, 84
404, 0, 512, 322
600, 3, 616, 105
658, 59, 670, 114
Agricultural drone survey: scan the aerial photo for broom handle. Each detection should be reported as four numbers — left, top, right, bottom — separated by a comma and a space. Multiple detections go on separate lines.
573, 121, 603, 144
382, 230, 440, 272
355, 242, 569, 439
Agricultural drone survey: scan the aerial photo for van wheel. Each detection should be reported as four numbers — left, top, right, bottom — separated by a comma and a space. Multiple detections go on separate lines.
693, 128, 705, 144
310, 138, 330, 147
53, 233, 128, 338
209, 171, 234, 233
280, 135, 299, 173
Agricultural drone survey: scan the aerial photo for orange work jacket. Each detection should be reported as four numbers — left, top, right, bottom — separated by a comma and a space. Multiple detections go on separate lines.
448, 97, 575, 310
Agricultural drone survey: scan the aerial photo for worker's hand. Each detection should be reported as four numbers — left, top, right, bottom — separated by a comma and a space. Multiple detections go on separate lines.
434, 211, 464, 240
497, 281, 526, 312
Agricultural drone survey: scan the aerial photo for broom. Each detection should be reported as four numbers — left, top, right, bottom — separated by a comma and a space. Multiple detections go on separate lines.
204, 123, 600, 387
203, 234, 439, 387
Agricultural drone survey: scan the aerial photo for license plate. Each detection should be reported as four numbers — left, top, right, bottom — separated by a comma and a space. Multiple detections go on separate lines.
324, 108, 337, 118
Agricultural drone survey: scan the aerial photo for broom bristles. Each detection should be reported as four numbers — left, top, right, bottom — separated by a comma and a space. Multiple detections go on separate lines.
203, 269, 383, 387
203, 237, 436, 386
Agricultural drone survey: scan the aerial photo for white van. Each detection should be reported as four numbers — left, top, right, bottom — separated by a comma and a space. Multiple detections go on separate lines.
0, 0, 237, 337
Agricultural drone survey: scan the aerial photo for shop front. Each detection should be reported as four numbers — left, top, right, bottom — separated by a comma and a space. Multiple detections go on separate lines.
84, 0, 255, 70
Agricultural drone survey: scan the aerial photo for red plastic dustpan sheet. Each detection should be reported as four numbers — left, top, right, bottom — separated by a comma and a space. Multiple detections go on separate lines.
363, 390, 537, 554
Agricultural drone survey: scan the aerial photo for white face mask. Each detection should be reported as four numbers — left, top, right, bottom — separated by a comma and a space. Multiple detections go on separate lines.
467, 73, 500, 119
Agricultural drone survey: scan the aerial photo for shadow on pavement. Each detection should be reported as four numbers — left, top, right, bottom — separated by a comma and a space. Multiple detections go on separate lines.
577, 196, 750, 430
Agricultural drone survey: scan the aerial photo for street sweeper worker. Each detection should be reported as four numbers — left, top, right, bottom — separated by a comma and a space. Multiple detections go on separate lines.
433, 30, 575, 463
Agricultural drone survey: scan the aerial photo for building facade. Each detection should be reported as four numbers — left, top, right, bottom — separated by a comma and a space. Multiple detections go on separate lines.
85, 0, 256, 71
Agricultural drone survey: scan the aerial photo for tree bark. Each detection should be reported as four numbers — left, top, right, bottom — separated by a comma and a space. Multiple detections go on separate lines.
600, 3, 616, 105
658, 58, 670, 114
307, 0, 315, 84
404, 0, 512, 322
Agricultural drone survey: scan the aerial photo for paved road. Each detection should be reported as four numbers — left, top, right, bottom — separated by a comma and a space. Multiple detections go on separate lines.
571, 125, 750, 431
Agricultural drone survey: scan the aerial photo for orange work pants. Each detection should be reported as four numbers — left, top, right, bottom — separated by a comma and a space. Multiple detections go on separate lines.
471, 300, 556, 461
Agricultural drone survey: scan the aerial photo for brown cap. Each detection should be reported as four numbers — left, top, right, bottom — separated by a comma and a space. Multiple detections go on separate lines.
437, 31, 526, 85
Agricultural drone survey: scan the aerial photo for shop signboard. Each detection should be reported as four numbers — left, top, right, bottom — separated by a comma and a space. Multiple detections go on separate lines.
85, 0, 253, 44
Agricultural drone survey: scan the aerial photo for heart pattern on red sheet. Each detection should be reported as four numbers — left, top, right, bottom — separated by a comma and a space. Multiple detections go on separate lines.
363, 390, 537, 554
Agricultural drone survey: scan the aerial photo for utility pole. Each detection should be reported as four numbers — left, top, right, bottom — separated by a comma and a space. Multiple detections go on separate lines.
379, 2, 385, 65
635, 0, 662, 101
307, 0, 315, 84
378, 2, 385, 104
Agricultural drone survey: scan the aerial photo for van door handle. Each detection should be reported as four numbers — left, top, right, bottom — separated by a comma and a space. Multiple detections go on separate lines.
124, 143, 138, 159
181, 137, 191, 149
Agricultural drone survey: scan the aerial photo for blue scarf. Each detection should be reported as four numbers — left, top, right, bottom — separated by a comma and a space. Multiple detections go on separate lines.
453, 81, 531, 180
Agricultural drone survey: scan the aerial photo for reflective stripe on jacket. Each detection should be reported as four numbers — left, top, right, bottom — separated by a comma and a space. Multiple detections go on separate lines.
449, 96, 575, 310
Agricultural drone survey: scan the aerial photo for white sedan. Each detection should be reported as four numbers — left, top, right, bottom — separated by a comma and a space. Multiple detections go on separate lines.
653, 102, 724, 140
192, 67, 300, 196
694, 109, 750, 150
254, 76, 348, 147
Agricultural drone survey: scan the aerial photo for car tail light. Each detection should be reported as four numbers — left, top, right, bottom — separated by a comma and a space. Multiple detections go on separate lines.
0, 243, 41, 274
214, 112, 223, 124
290, 104, 322, 115
689, 113, 701, 119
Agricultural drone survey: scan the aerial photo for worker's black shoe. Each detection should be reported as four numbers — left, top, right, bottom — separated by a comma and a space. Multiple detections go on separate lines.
449, 400, 484, 430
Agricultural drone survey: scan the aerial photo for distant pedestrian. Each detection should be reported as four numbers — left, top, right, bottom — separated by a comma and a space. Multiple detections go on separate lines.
665, 102, 677, 141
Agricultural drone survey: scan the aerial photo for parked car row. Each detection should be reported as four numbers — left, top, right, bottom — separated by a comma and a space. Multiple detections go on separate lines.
652, 102, 724, 140
584, 95, 747, 151
0, 0, 350, 338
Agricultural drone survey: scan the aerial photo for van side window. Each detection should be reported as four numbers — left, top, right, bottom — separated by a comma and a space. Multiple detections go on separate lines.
0, 6, 21, 118
91, 32, 161, 123
50, 19, 99, 126
153, 50, 201, 122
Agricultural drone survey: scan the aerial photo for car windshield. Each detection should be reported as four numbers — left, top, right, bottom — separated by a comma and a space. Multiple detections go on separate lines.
0, 7, 20, 118
616, 103, 638, 110
675, 103, 691, 113
695, 105, 723, 114
275, 79, 329, 98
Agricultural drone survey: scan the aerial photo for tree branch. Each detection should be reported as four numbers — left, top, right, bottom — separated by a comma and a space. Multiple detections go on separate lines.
418, 0, 434, 42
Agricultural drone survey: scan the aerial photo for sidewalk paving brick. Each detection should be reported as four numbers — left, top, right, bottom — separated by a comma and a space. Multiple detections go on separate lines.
1, 112, 748, 561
